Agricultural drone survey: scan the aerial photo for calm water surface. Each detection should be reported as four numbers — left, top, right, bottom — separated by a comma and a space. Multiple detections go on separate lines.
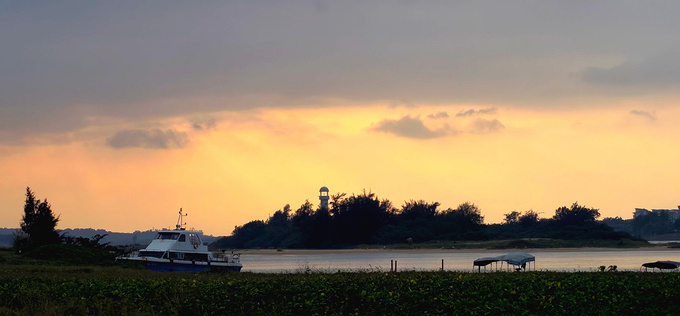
239, 249, 680, 273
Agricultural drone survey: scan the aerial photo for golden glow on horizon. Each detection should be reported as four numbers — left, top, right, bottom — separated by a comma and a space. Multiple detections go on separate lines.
1, 103, 679, 235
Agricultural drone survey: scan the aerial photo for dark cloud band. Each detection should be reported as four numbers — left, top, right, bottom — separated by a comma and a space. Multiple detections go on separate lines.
455, 107, 497, 117
106, 129, 189, 149
371, 116, 449, 139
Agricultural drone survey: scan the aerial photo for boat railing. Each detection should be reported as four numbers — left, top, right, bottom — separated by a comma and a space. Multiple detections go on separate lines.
114, 250, 141, 262
116, 250, 140, 259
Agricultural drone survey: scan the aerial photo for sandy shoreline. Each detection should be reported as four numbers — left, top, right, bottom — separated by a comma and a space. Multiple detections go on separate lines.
235, 246, 677, 255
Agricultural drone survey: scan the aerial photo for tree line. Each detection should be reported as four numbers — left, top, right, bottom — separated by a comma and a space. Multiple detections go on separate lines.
212, 190, 635, 249
12, 186, 639, 252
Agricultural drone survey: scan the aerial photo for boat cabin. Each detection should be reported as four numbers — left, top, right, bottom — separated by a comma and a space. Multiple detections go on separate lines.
139, 229, 209, 261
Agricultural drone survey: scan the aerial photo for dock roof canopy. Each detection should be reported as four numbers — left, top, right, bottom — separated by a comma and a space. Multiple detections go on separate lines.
642, 261, 680, 270
474, 252, 535, 267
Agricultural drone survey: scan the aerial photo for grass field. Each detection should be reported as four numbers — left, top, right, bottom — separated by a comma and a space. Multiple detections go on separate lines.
3, 247, 680, 315
2, 253, 680, 315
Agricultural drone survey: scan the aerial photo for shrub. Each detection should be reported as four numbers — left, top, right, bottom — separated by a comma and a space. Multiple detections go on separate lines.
24, 244, 116, 266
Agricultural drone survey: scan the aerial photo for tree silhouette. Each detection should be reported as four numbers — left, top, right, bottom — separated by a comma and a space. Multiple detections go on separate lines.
20, 188, 38, 238
437, 202, 485, 239
552, 202, 600, 226
400, 200, 439, 220
518, 210, 540, 227
503, 211, 521, 224
332, 190, 391, 244
290, 200, 315, 247
18, 187, 60, 250
309, 206, 333, 248
230, 220, 266, 248
443, 202, 484, 228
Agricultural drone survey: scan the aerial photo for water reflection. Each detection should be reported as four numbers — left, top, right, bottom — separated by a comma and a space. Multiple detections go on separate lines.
239, 249, 680, 273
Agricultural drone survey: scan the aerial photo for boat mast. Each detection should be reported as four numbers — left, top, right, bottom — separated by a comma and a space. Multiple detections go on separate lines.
176, 208, 187, 230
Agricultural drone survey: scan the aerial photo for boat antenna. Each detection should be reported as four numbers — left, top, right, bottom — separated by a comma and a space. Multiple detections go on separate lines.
176, 208, 188, 230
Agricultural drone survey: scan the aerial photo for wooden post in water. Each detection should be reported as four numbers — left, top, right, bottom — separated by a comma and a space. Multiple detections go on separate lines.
390, 260, 394, 272
395, 260, 398, 272
441, 259, 444, 271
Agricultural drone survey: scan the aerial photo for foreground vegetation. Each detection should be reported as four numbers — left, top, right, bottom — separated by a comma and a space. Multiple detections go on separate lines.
1, 248, 679, 315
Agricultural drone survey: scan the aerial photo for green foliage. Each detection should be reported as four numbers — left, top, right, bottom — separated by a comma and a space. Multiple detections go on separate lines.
62, 233, 127, 258
24, 244, 117, 266
62, 233, 108, 249
12, 232, 30, 253
1, 267, 680, 315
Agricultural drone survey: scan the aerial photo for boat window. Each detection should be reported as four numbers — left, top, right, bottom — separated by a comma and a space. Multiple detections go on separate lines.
178, 234, 186, 242
189, 233, 202, 245
169, 252, 185, 259
156, 232, 180, 240
139, 251, 164, 258
184, 253, 209, 261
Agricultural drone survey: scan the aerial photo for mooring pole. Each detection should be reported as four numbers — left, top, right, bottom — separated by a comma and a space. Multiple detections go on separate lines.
390, 260, 394, 272
441, 259, 444, 271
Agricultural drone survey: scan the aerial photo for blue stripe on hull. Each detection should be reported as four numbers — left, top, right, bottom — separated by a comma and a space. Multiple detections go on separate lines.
142, 261, 242, 272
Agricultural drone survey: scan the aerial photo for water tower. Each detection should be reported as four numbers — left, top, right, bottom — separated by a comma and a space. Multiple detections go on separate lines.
319, 186, 330, 210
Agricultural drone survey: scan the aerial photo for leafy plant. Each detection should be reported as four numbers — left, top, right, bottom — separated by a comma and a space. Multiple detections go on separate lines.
2, 265, 680, 315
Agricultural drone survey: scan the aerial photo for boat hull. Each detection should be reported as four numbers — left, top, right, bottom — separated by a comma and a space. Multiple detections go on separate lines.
142, 261, 242, 272
122, 257, 242, 272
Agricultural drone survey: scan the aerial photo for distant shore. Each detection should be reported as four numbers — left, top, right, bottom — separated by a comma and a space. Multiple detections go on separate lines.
236, 246, 676, 255
223, 237, 671, 254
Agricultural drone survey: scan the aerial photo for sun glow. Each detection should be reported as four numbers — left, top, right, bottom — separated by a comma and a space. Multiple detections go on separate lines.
1, 102, 679, 235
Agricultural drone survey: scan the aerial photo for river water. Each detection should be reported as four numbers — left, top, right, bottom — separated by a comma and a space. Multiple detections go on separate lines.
239, 249, 680, 273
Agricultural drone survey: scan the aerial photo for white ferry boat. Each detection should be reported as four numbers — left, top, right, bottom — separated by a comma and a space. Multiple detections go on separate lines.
121, 209, 242, 272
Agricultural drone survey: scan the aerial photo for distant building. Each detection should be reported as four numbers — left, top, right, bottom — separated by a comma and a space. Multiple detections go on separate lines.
633, 206, 680, 222
319, 186, 330, 210
634, 208, 651, 218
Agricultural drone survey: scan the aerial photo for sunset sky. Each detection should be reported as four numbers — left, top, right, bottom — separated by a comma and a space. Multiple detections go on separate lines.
2, 2, 680, 236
